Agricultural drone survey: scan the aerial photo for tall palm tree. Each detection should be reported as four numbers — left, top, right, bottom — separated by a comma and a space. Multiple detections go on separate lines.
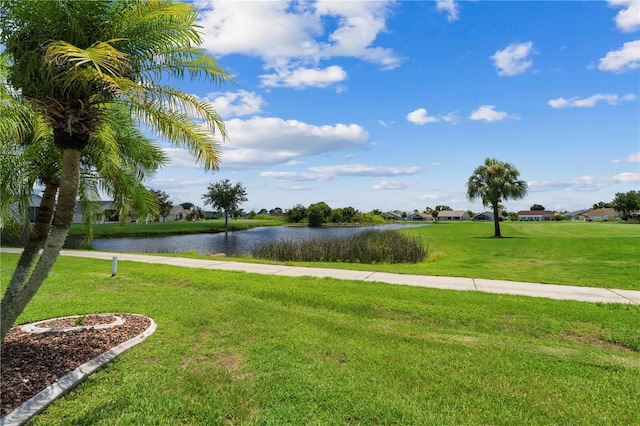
0, 0, 232, 343
467, 158, 527, 238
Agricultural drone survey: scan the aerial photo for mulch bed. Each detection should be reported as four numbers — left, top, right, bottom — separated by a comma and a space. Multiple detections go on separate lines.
1, 313, 151, 416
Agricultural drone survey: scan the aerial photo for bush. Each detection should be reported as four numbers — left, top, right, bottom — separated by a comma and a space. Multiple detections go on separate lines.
252, 229, 428, 264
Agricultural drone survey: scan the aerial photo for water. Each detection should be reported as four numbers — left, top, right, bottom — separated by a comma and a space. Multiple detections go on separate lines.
66, 223, 428, 256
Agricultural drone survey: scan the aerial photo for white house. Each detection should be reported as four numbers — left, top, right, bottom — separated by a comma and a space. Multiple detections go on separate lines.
517, 210, 556, 221
436, 210, 470, 221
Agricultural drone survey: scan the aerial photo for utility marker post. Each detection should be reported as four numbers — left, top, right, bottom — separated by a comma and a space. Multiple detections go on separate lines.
111, 256, 118, 277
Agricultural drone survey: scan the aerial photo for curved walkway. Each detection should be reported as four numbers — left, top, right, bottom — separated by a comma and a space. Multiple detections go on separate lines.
2, 248, 638, 304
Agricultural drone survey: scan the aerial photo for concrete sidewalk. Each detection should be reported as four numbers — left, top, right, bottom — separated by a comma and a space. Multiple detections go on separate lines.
2, 248, 639, 305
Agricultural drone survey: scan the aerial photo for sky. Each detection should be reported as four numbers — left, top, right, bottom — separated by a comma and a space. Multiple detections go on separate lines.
148, 0, 639, 214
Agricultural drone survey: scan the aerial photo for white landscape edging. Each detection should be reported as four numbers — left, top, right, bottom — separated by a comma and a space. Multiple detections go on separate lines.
1, 314, 157, 426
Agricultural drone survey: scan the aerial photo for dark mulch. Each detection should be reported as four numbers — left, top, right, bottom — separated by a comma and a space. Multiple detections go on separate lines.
1, 313, 151, 416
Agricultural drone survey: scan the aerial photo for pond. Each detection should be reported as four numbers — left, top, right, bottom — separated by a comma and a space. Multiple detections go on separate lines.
66, 223, 428, 256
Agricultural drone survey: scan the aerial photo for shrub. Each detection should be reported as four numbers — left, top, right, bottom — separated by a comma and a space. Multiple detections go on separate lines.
252, 230, 428, 264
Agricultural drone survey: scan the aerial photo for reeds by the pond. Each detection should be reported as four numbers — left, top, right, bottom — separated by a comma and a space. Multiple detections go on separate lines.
252, 229, 428, 264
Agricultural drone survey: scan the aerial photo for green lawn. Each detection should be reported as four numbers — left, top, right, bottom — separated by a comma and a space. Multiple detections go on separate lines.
1, 254, 639, 425
67, 218, 285, 237
275, 221, 640, 290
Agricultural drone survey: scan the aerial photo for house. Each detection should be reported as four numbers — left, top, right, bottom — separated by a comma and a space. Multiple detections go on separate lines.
164, 205, 188, 222
436, 210, 470, 221
473, 211, 497, 222
72, 201, 123, 224
565, 209, 590, 221
582, 208, 617, 222
409, 212, 433, 221
383, 211, 404, 220
517, 210, 556, 221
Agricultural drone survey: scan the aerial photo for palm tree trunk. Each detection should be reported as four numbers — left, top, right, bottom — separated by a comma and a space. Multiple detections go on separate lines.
492, 202, 502, 238
3, 182, 58, 298
1, 149, 81, 344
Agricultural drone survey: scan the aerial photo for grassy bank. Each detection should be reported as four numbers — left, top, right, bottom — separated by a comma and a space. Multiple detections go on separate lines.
67, 218, 285, 238
1, 254, 639, 424
277, 221, 640, 290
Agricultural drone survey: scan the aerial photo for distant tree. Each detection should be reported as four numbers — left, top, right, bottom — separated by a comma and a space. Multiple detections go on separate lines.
342, 206, 357, 223
370, 209, 383, 216
401, 211, 408, 219
285, 204, 307, 223
329, 208, 343, 224
434, 205, 452, 212
611, 190, 640, 221
308, 201, 332, 221
592, 201, 612, 209
152, 190, 173, 222
180, 202, 195, 210
258, 208, 269, 215
307, 205, 325, 227
432, 210, 439, 221
269, 207, 283, 216
424, 207, 433, 214
187, 206, 205, 221
202, 179, 248, 227
530, 204, 545, 211
467, 158, 527, 237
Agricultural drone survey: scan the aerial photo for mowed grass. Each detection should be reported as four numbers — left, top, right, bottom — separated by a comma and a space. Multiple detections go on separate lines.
1, 254, 639, 425
67, 218, 284, 238
281, 221, 640, 290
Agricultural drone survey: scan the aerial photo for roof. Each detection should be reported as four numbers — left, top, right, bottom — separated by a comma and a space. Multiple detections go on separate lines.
437, 210, 467, 217
584, 208, 616, 216
410, 212, 433, 219
517, 210, 556, 216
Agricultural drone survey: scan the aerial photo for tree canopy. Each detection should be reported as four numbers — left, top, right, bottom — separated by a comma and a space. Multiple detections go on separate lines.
202, 180, 248, 227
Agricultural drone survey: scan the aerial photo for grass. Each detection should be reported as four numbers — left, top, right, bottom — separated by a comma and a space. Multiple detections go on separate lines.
271, 221, 640, 290
67, 218, 285, 238
1, 253, 639, 424
252, 229, 428, 263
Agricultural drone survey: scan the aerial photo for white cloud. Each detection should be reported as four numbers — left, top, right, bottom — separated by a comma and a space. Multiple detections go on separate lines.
373, 180, 417, 190
406, 108, 439, 125
436, 0, 460, 22
491, 41, 534, 76
260, 171, 330, 181
608, 0, 640, 32
308, 164, 423, 177
548, 93, 637, 108
260, 65, 347, 89
260, 164, 423, 182
469, 105, 513, 122
406, 108, 458, 125
195, 0, 401, 89
178, 116, 369, 169
612, 152, 640, 163
528, 172, 640, 192
203, 90, 265, 118
598, 40, 640, 73
163, 148, 206, 169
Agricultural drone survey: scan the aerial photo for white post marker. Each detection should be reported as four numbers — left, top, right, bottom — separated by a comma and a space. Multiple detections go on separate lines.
111, 256, 117, 277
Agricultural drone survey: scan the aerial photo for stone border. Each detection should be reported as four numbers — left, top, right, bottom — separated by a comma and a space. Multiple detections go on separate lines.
1, 314, 156, 426
21, 314, 125, 334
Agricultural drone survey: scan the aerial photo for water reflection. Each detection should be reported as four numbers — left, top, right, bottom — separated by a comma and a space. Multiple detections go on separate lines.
66, 223, 428, 256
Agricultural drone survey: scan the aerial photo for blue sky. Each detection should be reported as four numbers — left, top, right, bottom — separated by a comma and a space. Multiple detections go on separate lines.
149, 0, 639, 214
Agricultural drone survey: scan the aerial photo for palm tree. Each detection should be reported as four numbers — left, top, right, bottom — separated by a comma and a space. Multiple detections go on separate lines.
0, 0, 232, 343
466, 158, 527, 238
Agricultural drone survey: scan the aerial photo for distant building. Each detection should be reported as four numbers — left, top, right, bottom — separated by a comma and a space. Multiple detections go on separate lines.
383, 211, 404, 220
582, 208, 617, 222
473, 211, 497, 222
565, 209, 590, 221
517, 210, 556, 221
436, 210, 470, 221
409, 212, 433, 221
